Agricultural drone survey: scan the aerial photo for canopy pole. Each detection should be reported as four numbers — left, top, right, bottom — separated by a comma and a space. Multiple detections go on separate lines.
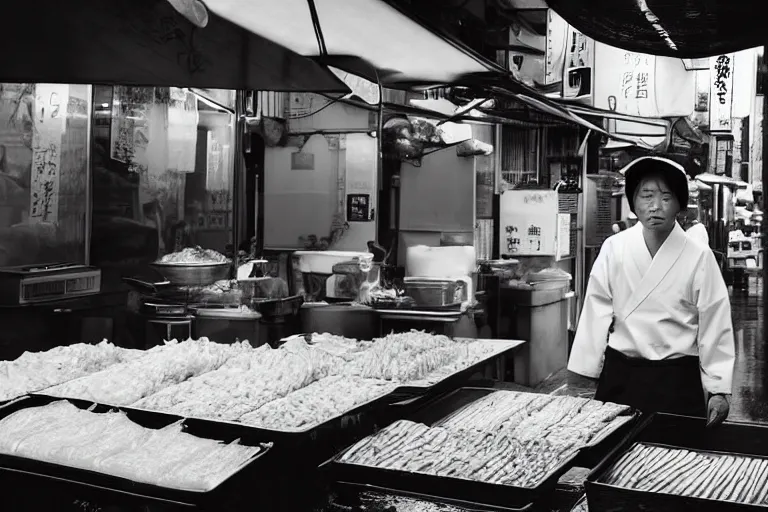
233, 90, 246, 270
762, 45, 768, 344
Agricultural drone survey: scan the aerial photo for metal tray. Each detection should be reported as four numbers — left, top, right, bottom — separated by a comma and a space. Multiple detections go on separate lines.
371, 302, 463, 312
0, 394, 273, 509
324, 387, 584, 510
586, 413, 768, 512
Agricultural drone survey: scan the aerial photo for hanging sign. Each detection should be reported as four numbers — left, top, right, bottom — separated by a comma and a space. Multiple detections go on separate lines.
594, 45, 657, 118
30, 83, 68, 224
709, 54, 735, 132
545, 10, 568, 85
562, 25, 594, 103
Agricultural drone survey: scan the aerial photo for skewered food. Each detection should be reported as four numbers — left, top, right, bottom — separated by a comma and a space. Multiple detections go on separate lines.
0, 341, 143, 402
129, 334, 514, 425
346, 331, 465, 382
28, 332, 515, 436
44, 338, 250, 406
440, 391, 631, 450
339, 391, 633, 489
406, 340, 509, 386
341, 419, 574, 488
0, 401, 263, 491
133, 342, 347, 421
601, 443, 768, 504
159, 246, 229, 264
239, 376, 397, 431
284, 332, 507, 385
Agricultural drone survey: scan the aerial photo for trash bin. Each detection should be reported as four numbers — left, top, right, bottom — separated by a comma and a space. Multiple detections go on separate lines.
500, 284, 570, 387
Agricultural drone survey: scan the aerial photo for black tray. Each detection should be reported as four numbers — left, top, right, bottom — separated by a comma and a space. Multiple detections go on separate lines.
127, 386, 404, 470
0, 394, 274, 509
569, 494, 588, 511
323, 387, 583, 510
573, 411, 642, 470
586, 413, 768, 512
329, 481, 535, 511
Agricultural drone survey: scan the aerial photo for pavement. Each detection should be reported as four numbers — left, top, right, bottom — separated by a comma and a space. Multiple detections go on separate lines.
728, 277, 765, 423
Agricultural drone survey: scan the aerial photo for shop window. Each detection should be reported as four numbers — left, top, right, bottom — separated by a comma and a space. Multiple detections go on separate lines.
0, 83, 91, 268
89, 85, 236, 284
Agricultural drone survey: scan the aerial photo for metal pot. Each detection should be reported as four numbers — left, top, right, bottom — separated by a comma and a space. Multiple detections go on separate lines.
150, 262, 231, 287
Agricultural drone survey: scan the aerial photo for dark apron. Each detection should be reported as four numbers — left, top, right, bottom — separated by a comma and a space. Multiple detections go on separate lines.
595, 346, 707, 417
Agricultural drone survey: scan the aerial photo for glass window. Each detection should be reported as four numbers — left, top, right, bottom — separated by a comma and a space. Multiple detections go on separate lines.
0, 83, 90, 267
89, 86, 236, 284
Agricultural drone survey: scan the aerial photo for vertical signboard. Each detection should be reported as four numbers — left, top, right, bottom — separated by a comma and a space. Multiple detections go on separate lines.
546, 9, 594, 104
30, 84, 69, 224
562, 25, 594, 103
709, 54, 735, 132
545, 10, 569, 85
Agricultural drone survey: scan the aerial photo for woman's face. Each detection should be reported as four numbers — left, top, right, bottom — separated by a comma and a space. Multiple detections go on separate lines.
634, 177, 681, 233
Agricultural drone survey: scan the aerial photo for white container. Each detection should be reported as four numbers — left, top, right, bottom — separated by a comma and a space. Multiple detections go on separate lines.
293, 251, 373, 275
405, 245, 476, 278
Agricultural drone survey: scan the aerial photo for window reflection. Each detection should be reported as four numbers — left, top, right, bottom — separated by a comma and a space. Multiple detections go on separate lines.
89, 86, 236, 286
0, 83, 89, 267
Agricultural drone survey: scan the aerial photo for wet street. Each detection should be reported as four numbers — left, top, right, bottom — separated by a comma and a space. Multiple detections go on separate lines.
728, 276, 766, 423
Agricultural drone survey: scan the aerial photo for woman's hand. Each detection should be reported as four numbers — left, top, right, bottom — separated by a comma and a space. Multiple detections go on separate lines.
706, 394, 730, 428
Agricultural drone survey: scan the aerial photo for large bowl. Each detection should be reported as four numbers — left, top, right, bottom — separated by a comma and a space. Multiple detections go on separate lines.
150, 262, 231, 287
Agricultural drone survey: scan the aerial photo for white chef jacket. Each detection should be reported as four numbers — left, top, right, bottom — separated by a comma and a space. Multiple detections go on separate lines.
568, 223, 735, 395
686, 223, 710, 247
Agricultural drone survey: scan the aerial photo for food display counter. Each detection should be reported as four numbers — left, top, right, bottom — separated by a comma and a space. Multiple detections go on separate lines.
0, 333, 755, 512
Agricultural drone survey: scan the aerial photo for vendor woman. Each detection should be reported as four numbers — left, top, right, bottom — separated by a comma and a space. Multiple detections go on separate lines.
568, 156, 735, 427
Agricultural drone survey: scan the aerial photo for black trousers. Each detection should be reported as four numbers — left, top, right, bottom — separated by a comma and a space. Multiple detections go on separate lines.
594, 346, 707, 418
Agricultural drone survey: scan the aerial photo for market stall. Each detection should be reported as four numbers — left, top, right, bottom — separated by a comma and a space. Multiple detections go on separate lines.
6, 330, 767, 512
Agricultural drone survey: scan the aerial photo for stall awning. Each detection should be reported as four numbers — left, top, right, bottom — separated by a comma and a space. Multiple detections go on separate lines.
203, 0, 504, 87
547, 0, 763, 59
0, 0, 349, 92
492, 89, 637, 144
560, 103, 670, 151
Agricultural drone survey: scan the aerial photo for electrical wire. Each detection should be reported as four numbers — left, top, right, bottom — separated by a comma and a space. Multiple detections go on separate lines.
306, 0, 328, 56
289, 96, 343, 119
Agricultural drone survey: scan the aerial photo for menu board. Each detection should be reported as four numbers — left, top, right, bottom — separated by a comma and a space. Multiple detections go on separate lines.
499, 189, 558, 256
347, 194, 370, 222
110, 86, 150, 169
